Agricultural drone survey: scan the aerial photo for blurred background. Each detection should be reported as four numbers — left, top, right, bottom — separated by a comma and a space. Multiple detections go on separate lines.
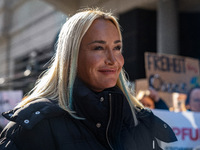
1, 1, 200, 148
0, 0, 200, 94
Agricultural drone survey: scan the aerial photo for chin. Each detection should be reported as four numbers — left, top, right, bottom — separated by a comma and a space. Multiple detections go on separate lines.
104, 82, 117, 89
94, 79, 118, 91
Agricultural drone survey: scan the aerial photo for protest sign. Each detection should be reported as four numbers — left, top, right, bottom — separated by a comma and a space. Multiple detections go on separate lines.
153, 109, 200, 150
145, 52, 200, 93
0, 90, 23, 127
135, 78, 149, 99
135, 78, 186, 109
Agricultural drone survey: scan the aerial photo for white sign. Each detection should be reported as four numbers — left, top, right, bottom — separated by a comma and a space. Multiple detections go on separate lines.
153, 109, 200, 150
0, 91, 23, 127
145, 52, 200, 93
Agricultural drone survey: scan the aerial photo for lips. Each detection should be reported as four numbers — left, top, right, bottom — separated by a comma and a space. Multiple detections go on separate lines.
98, 68, 117, 73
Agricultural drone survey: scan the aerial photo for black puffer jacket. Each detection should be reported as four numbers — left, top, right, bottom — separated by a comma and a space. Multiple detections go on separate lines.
0, 80, 177, 150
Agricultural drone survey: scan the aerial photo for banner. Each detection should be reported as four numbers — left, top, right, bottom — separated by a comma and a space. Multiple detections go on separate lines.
145, 52, 200, 93
153, 109, 200, 150
0, 91, 23, 127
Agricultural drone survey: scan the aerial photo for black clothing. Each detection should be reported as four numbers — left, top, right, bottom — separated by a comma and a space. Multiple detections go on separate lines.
155, 98, 169, 110
0, 127, 2, 134
0, 79, 177, 150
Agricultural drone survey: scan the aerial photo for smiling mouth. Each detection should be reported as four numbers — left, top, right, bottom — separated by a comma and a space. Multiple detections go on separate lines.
100, 70, 116, 72
99, 69, 117, 73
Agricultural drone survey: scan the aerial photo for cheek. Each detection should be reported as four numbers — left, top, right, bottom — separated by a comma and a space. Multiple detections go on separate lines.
189, 100, 196, 107
118, 54, 124, 67
80, 53, 102, 73
86, 54, 102, 66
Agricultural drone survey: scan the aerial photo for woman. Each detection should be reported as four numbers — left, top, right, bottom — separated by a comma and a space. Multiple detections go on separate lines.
148, 88, 169, 110
0, 8, 177, 150
140, 95, 155, 109
185, 86, 200, 112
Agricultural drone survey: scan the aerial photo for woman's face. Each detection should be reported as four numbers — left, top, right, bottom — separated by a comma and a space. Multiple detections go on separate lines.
189, 88, 200, 112
77, 19, 124, 92
140, 96, 155, 109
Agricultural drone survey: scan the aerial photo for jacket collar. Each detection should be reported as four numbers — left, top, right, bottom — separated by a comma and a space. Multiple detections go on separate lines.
72, 77, 124, 124
73, 77, 123, 98
72, 78, 124, 119
72, 77, 110, 123
2, 98, 65, 129
72, 78, 126, 149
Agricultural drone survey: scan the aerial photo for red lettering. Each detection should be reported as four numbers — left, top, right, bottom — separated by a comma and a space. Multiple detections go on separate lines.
172, 127, 200, 141
182, 128, 190, 140
173, 127, 181, 136
190, 128, 199, 141
187, 63, 198, 74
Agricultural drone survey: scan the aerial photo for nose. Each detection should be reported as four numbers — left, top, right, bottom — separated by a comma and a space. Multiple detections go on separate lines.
105, 50, 116, 65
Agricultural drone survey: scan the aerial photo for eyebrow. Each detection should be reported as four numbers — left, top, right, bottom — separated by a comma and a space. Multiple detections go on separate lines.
88, 40, 121, 45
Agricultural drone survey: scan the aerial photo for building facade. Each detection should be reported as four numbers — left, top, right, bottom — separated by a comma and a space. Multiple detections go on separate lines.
0, 0, 200, 94
0, 0, 66, 93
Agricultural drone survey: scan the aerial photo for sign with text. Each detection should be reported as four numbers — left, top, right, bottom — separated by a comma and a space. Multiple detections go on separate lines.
145, 52, 200, 93
153, 110, 200, 150
0, 91, 23, 127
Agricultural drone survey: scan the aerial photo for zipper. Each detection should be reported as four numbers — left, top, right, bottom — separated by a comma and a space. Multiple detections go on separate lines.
153, 140, 155, 149
106, 93, 114, 150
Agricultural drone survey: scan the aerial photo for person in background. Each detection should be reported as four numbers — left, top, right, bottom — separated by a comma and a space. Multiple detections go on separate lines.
185, 86, 200, 112
148, 87, 169, 110
140, 95, 155, 109
0, 8, 177, 150
139, 88, 169, 110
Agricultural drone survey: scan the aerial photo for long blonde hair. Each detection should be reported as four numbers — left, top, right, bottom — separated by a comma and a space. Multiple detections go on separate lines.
17, 8, 143, 124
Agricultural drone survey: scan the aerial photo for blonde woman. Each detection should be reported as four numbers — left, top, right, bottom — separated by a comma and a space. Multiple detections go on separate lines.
0, 8, 177, 150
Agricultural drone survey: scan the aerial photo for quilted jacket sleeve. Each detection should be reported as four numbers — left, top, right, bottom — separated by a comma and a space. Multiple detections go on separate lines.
136, 108, 177, 143
0, 122, 20, 150
0, 119, 57, 150
0, 139, 18, 150
0, 98, 66, 150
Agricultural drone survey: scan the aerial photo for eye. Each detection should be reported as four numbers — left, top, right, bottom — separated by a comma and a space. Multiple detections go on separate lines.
94, 46, 104, 50
114, 45, 122, 51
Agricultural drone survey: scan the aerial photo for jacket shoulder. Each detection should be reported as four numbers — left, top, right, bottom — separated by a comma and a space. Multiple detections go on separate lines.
0, 118, 57, 150
136, 108, 177, 143
2, 98, 65, 129
0, 98, 66, 150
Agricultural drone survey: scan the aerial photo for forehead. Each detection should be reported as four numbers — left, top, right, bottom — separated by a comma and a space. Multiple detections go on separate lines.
86, 19, 119, 35
142, 96, 153, 101
80, 18, 121, 45
190, 88, 200, 98
91, 18, 116, 27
